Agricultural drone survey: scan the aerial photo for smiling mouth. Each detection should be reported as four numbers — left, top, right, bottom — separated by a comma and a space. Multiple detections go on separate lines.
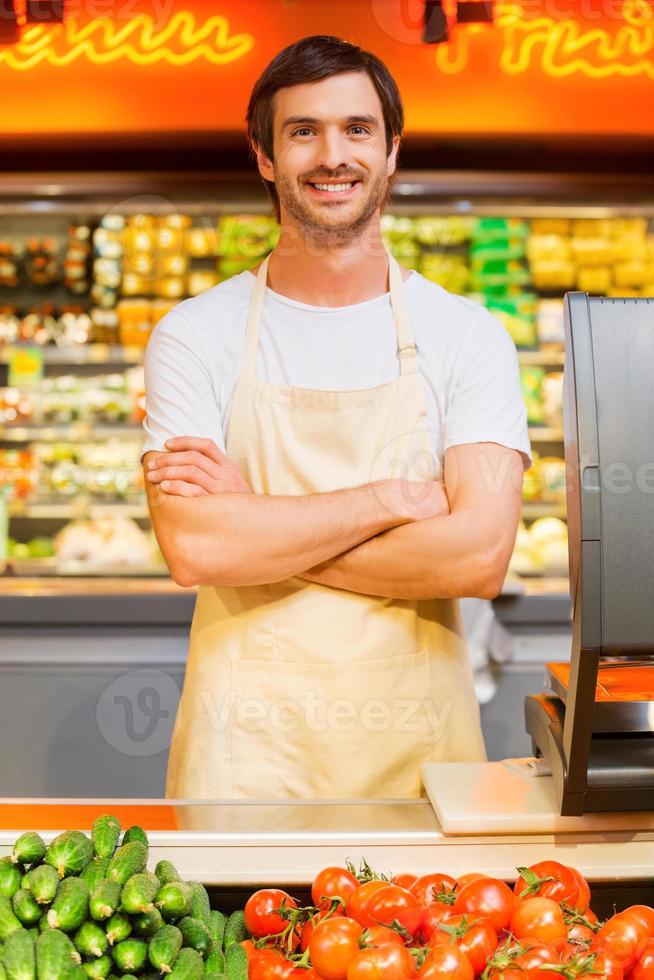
306, 180, 361, 196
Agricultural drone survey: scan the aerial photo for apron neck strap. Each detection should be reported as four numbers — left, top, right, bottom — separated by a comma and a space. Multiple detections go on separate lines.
241, 250, 419, 383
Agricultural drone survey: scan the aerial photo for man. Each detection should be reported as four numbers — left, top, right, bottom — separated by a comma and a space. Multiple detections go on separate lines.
142, 35, 531, 800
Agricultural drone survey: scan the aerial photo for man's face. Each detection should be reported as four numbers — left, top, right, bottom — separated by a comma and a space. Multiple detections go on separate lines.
258, 71, 399, 243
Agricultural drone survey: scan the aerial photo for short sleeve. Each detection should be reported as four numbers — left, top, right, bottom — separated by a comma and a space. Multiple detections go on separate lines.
444, 309, 532, 470
142, 309, 225, 458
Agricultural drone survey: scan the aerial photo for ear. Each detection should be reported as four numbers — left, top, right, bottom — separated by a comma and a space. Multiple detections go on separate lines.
386, 135, 401, 178
253, 143, 274, 183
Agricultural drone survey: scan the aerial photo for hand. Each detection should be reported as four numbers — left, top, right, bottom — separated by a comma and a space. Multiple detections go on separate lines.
375, 479, 450, 523
146, 437, 253, 497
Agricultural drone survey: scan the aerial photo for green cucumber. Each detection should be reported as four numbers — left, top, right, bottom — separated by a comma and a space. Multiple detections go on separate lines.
22, 869, 58, 908
46, 880, 89, 933
167, 947, 203, 980
177, 917, 212, 958
131, 909, 163, 939
72, 923, 107, 959
222, 912, 247, 951
81, 955, 112, 980
106, 845, 147, 888
111, 938, 147, 974
207, 912, 226, 950
79, 861, 110, 895
2, 929, 36, 980
153, 863, 180, 887
35, 929, 80, 980
120, 828, 147, 849
89, 883, 121, 923
103, 915, 131, 947
64, 968, 86, 980
44, 834, 92, 881
147, 925, 182, 974
186, 883, 211, 928
90, 818, 121, 862
154, 882, 192, 922
204, 946, 225, 979
224, 943, 247, 980
0, 896, 23, 941
0, 861, 23, 901
119, 874, 159, 916
11, 835, 46, 869
11, 892, 41, 928
0, 958, 6, 980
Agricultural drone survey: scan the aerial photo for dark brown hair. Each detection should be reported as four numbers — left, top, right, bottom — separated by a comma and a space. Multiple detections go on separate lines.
246, 34, 404, 222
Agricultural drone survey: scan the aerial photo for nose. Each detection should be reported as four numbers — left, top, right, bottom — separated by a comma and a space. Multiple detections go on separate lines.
315, 125, 351, 173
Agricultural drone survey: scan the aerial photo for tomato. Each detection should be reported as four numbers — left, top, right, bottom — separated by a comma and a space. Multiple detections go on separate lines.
415, 903, 456, 945
430, 914, 498, 974
346, 881, 389, 924
510, 897, 567, 947
568, 922, 596, 943
312, 868, 360, 911
624, 907, 654, 938
453, 878, 516, 934
593, 913, 649, 972
363, 885, 422, 936
245, 889, 299, 938
514, 861, 580, 906
393, 874, 418, 890
577, 950, 624, 979
360, 925, 404, 948
249, 949, 297, 980
300, 909, 345, 952
514, 939, 561, 971
631, 938, 654, 980
346, 944, 416, 980
456, 874, 488, 889
241, 939, 256, 962
570, 867, 592, 914
309, 917, 364, 980
410, 875, 457, 909
287, 972, 323, 980
418, 945, 473, 980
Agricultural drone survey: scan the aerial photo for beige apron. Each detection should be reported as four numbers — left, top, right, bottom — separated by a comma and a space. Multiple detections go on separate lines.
166, 251, 486, 801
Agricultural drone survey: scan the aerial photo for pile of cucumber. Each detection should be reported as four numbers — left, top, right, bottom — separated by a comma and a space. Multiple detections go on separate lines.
0, 815, 249, 980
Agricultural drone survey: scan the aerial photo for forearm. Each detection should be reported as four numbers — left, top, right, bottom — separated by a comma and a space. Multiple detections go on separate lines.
302, 511, 501, 601
147, 480, 414, 587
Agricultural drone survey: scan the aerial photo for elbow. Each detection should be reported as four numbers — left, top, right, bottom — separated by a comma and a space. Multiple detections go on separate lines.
473, 547, 509, 600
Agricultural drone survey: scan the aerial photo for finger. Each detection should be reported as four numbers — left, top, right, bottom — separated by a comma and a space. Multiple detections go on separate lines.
164, 437, 228, 465
160, 479, 207, 497
149, 464, 218, 493
148, 450, 223, 478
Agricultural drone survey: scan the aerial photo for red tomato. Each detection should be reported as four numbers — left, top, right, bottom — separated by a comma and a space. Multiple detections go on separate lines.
312, 868, 360, 911
453, 878, 516, 934
593, 913, 649, 972
393, 874, 419, 890
568, 922, 596, 943
309, 917, 364, 980
300, 910, 345, 952
415, 903, 456, 945
241, 940, 256, 962
514, 939, 561, 971
514, 861, 580, 906
510, 897, 567, 947
245, 889, 298, 938
410, 875, 457, 909
346, 944, 416, 980
249, 949, 297, 980
624, 907, 654, 938
346, 881, 389, 924
418, 945, 473, 980
360, 925, 404, 948
456, 874, 488, 889
363, 885, 422, 936
631, 938, 654, 980
430, 914, 498, 974
570, 867, 592, 914
287, 972, 323, 980
579, 950, 624, 979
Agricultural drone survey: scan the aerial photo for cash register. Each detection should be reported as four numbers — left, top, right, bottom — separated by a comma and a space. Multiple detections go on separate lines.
525, 292, 654, 816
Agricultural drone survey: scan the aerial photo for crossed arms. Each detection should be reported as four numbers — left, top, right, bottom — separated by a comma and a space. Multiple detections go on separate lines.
143, 437, 524, 601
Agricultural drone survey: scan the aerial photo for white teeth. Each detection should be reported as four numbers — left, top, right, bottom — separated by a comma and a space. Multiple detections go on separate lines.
312, 182, 354, 192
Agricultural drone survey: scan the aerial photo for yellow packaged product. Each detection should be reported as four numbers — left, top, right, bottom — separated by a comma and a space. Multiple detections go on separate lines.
154, 277, 185, 299
577, 266, 612, 293
188, 271, 220, 296
185, 228, 218, 257
120, 274, 150, 297
117, 299, 153, 347
526, 234, 571, 262
571, 238, 615, 265
613, 260, 654, 288
572, 219, 614, 239
530, 218, 571, 236
539, 456, 567, 504
530, 259, 576, 291
609, 217, 647, 240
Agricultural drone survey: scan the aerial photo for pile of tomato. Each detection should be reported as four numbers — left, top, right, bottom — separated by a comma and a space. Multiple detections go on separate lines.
240, 860, 654, 979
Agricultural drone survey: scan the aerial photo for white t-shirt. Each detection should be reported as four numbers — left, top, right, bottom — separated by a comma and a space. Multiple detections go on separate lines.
142, 269, 532, 475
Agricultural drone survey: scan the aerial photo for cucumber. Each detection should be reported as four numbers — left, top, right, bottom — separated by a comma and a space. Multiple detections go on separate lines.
167, 947, 203, 980
131, 909, 163, 939
44, 834, 92, 881
46, 880, 89, 933
89, 883, 121, 923
90, 818, 121, 862
153, 863, 180, 887
154, 883, 192, 922
222, 912, 247, 951
36, 929, 80, 980
186, 883, 211, 928
81, 955, 112, 980
0, 896, 23, 941
11, 835, 46, 869
72, 923, 107, 959
103, 915, 131, 947
2, 929, 36, 980
111, 938, 147, 974
0, 958, 6, 980
120, 828, 148, 849
106, 845, 147, 888
204, 946, 225, 979
207, 912, 226, 950
148, 925, 182, 974
22, 869, 58, 908
225, 943, 247, 980
78, 862, 109, 896
11, 892, 41, 928
0, 861, 23, 901
119, 874, 159, 916
177, 918, 212, 958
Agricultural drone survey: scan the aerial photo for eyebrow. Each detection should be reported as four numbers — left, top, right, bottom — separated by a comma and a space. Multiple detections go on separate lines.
281, 114, 379, 129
